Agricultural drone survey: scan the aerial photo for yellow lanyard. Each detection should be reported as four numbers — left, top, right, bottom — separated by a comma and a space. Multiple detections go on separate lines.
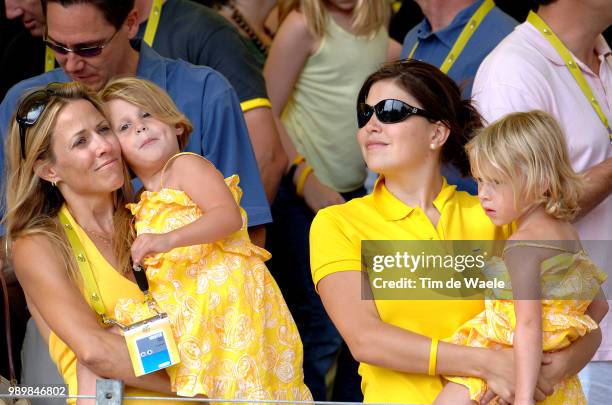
527, 11, 612, 140
44, 46, 55, 72
408, 0, 495, 74
58, 210, 108, 321
143, 0, 163, 46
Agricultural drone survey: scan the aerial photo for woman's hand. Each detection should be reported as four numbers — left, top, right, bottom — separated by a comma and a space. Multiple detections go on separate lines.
478, 348, 515, 404
479, 350, 558, 404
131, 233, 173, 265
537, 351, 566, 393
302, 173, 345, 213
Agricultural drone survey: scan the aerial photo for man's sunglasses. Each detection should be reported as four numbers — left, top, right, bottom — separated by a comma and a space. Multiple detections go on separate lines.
357, 99, 435, 128
16, 83, 64, 160
44, 29, 118, 58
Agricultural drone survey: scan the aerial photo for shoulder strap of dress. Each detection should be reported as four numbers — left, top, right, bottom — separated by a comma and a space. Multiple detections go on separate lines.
503, 241, 578, 254
160, 152, 209, 189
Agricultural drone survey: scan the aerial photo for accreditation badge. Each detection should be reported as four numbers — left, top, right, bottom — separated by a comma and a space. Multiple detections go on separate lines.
123, 313, 180, 376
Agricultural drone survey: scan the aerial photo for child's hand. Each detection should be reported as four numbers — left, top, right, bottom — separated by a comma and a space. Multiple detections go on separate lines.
131, 233, 173, 265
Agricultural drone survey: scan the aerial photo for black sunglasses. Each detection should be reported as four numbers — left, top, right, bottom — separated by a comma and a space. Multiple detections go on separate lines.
44, 29, 118, 58
357, 99, 434, 128
16, 83, 64, 160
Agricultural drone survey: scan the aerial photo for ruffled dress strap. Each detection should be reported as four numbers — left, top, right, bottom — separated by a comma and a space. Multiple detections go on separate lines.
503, 241, 581, 255
160, 152, 213, 189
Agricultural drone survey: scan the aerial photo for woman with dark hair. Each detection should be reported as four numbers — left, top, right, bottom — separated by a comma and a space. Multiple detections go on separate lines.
309, 60, 604, 404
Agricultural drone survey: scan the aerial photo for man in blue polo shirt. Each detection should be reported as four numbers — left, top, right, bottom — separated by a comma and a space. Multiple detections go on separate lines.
399, 0, 517, 194
0, 0, 271, 235
401, 0, 517, 98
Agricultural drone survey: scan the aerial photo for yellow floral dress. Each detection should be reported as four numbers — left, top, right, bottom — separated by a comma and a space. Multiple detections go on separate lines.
444, 243, 607, 404
114, 172, 312, 401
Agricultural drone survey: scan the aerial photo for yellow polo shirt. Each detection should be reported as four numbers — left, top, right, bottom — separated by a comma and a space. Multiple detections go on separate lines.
310, 177, 511, 404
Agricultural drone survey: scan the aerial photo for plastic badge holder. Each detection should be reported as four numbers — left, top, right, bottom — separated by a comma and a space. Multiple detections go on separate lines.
123, 312, 180, 376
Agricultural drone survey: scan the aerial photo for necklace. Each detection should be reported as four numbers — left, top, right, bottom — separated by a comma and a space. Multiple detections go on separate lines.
227, 2, 269, 57
82, 227, 113, 247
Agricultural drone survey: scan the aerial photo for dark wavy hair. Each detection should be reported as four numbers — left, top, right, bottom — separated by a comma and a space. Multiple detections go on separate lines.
41, 0, 135, 30
357, 60, 483, 176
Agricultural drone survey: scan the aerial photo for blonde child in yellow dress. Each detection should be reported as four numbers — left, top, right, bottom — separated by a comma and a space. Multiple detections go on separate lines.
433, 111, 608, 405
90, 77, 312, 400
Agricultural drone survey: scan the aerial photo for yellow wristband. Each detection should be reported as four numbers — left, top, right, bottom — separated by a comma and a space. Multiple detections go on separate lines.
296, 165, 313, 198
292, 154, 305, 166
428, 338, 439, 376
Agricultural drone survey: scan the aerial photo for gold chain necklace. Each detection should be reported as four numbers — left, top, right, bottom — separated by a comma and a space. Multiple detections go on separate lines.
82, 227, 113, 247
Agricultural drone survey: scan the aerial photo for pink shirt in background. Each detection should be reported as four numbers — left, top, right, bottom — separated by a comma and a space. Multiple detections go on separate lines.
471, 21, 612, 361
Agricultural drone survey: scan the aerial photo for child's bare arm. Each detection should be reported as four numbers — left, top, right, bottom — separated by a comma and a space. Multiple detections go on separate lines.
505, 245, 543, 405
131, 155, 242, 265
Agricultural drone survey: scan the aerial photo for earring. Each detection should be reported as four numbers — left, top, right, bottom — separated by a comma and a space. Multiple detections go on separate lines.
430, 143, 436, 150
51, 180, 57, 187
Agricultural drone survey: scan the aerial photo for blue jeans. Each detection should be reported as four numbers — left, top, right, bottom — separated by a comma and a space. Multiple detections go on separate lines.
266, 179, 364, 401
578, 361, 612, 404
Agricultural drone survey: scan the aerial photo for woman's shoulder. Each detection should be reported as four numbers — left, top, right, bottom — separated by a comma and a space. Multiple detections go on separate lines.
283, 9, 309, 28
277, 9, 316, 42
313, 194, 381, 238
317, 193, 376, 219
11, 232, 66, 280
13, 232, 57, 258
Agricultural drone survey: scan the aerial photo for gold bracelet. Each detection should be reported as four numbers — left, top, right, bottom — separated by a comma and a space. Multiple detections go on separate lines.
296, 165, 313, 197
428, 338, 439, 376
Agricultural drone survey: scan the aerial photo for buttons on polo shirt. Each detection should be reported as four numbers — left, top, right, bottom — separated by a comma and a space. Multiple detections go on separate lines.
412, 209, 439, 240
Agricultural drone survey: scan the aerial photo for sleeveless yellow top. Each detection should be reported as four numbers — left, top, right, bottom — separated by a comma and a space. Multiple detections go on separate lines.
281, 15, 388, 192
49, 204, 188, 404
114, 154, 311, 400
445, 243, 607, 404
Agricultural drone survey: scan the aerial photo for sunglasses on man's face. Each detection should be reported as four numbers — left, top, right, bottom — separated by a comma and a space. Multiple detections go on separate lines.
44, 29, 119, 58
16, 83, 64, 160
357, 99, 434, 128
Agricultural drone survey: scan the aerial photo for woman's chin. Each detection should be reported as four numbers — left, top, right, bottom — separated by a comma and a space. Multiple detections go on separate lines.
103, 173, 126, 192
364, 159, 390, 175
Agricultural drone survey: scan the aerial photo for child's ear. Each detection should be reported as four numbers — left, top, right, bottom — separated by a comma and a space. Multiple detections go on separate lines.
175, 124, 184, 136
33, 159, 60, 185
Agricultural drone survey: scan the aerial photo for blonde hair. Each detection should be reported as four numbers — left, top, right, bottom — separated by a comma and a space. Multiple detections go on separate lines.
278, 0, 389, 38
3, 82, 135, 281
466, 110, 583, 221
99, 77, 193, 150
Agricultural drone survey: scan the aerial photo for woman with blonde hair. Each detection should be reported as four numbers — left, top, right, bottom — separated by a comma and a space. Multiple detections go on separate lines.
263, 0, 396, 399
4, 82, 190, 403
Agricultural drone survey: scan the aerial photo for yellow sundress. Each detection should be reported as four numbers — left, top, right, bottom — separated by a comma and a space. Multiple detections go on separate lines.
114, 155, 312, 400
444, 242, 607, 404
